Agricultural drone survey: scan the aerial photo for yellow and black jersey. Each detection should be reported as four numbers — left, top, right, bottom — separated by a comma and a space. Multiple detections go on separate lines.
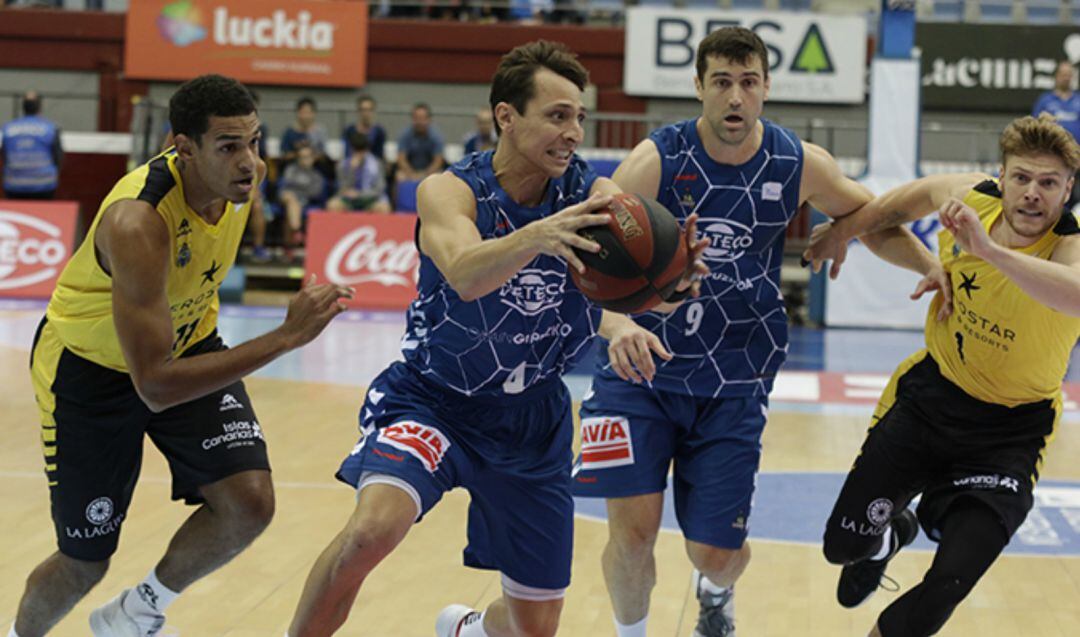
919, 178, 1080, 407
42, 149, 250, 373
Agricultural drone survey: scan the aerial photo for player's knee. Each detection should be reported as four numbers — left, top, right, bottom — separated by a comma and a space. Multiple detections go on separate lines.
53, 554, 110, 590
217, 479, 276, 539
607, 522, 658, 558
341, 521, 404, 564
509, 606, 560, 637
688, 543, 747, 581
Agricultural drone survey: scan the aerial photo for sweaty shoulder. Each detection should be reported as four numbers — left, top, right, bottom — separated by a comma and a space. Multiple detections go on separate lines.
612, 138, 661, 197
95, 199, 170, 273
417, 171, 476, 222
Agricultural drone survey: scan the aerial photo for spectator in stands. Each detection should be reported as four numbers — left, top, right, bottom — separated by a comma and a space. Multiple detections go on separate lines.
342, 94, 387, 162
1033, 60, 1080, 208
395, 102, 445, 182
328, 131, 391, 214
279, 143, 326, 260
1, 90, 62, 200
280, 96, 330, 167
463, 107, 498, 155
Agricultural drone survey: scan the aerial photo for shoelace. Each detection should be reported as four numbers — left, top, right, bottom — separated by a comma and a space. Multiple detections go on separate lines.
697, 591, 735, 636
878, 573, 901, 593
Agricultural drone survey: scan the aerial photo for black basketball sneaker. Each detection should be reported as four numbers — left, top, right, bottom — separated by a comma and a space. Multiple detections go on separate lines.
837, 508, 919, 608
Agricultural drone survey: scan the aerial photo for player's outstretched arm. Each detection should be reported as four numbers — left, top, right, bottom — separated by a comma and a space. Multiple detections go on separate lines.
799, 142, 944, 285
102, 200, 351, 412
940, 199, 1080, 316
611, 139, 662, 200
416, 172, 613, 301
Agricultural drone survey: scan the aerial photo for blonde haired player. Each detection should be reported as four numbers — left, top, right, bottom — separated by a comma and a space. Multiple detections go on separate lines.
807, 113, 1080, 637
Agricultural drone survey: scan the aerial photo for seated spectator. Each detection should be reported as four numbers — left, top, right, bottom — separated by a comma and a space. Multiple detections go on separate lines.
395, 102, 445, 182
463, 108, 498, 155
280, 97, 330, 171
278, 144, 326, 258
342, 94, 387, 162
328, 132, 391, 214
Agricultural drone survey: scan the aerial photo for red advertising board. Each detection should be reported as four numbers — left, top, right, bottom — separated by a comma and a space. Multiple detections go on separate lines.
0, 200, 80, 299
125, 0, 368, 88
305, 211, 419, 310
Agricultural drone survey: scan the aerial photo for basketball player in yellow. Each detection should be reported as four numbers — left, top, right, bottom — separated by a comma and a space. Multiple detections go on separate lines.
8, 74, 352, 637
807, 113, 1080, 637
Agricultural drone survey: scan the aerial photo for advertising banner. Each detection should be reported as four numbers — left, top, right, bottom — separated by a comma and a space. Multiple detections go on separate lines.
918, 23, 1078, 111
624, 7, 867, 104
125, 0, 368, 87
305, 212, 419, 310
0, 201, 80, 299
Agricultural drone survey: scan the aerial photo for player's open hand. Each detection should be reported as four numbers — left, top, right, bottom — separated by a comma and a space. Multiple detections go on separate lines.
527, 193, 613, 273
281, 274, 354, 348
939, 198, 993, 259
910, 263, 953, 321
803, 221, 848, 280
671, 213, 710, 299
606, 317, 672, 384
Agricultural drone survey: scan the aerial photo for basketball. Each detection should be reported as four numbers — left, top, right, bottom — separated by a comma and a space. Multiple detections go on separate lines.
571, 193, 689, 313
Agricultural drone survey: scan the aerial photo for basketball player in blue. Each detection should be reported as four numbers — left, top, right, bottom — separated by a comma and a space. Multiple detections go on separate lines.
285, 41, 705, 637
571, 27, 947, 637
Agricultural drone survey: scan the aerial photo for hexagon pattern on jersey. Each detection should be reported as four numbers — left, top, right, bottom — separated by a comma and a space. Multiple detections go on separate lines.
603, 119, 805, 398
402, 152, 602, 398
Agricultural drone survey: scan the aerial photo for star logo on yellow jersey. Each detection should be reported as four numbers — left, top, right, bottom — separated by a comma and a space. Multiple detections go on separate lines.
201, 260, 221, 286
958, 271, 980, 300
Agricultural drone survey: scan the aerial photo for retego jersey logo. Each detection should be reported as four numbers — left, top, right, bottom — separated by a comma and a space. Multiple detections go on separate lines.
0, 210, 68, 290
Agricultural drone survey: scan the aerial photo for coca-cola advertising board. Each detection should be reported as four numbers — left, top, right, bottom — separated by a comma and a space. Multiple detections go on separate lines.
305, 212, 419, 310
0, 200, 80, 299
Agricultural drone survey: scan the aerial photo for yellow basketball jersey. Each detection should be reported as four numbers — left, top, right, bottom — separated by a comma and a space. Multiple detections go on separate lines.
922, 179, 1080, 406
44, 150, 250, 372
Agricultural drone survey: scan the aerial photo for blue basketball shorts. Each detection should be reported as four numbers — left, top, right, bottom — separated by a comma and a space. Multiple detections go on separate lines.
338, 362, 575, 594
572, 372, 768, 549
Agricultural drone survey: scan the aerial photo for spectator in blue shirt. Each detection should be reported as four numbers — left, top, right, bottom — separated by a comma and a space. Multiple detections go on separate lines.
1, 91, 63, 200
1033, 61, 1080, 142
1033, 60, 1080, 208
394, 102, 445, 182
280, 96, 329, 166
342, 95, 387, 163
328, 131, 391, 214
462, 108, 498, 155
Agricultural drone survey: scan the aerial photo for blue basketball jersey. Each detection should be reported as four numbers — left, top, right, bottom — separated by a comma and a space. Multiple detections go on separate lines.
596, 118, 804, 398
401, 151, 602, 398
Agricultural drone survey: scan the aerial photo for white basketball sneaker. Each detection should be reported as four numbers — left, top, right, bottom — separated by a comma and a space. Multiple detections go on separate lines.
89, 590, 165, 637
435, 604, 482, 637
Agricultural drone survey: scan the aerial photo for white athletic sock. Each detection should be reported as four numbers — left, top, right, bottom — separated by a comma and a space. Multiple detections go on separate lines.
457, 610, 489, 637
872, 525, 894, 561
614, 614, 647, 637
8, 623, 20, 637
698, 575, 730, 596
122, 569, 180, 618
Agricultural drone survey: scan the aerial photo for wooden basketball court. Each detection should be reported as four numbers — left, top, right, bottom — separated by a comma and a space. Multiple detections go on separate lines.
1, 306, 1078, 637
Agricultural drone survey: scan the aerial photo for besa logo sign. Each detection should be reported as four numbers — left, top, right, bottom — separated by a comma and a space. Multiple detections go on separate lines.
325, 226, 419, 287
213, 7, 335, 51
0, 210, 68, 290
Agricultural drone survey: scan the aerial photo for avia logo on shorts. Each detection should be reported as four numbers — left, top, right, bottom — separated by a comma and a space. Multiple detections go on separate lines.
0, 210, 68, 290
219, 393, 244, 411
377, 421, 451, 474
954, 474, 1020, 493
201, 420, 264, 450
325, 226, 419, 288
580, 416, 634, 470
499, 269, 565, 316
702, 220, 754, 263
